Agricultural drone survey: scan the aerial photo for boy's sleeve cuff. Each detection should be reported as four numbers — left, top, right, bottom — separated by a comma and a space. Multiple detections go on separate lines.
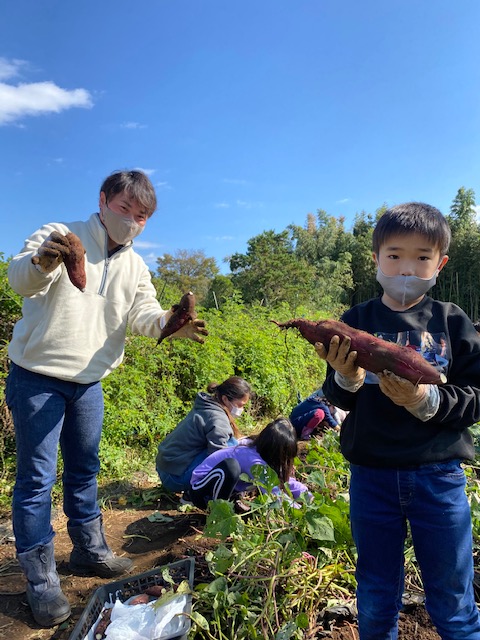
334, 370, 366, 393
405, 384, 440, 421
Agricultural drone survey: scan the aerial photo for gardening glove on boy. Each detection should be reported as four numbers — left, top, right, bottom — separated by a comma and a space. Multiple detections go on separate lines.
315, 335, 366, 392
31, 231, 71, 274
377, 370, 440, 421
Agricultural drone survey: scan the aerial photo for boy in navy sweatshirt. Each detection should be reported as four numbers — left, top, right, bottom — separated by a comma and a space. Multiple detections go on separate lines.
318, 202, 480, 639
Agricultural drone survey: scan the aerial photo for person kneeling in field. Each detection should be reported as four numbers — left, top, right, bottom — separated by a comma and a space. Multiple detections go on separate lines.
290, 388, 339, 440
156, 376, 251, 499
189, 417, 310, 509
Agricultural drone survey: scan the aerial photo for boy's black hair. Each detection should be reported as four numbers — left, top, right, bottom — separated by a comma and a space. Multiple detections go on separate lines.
372, 202, 451, 256
248, 417, 298, 485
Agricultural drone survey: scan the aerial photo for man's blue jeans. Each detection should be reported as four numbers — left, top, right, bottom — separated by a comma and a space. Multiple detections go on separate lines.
349, 462, 480, 640
6, 363, 104, 553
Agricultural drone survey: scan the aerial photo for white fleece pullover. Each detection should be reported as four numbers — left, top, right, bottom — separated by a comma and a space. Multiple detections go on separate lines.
8, 213, 168, 383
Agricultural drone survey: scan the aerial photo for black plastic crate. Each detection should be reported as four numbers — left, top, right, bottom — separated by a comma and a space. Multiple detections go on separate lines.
68, 557, 195, 640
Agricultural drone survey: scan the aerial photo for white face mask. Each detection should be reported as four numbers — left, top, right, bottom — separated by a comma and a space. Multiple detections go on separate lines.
229, 402, 244, 417
100, 205, 144, 245
376, 266, 440, 306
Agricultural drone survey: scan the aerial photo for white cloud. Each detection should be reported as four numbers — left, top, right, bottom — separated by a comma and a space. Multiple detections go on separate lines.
155, 181, 171, 190
141, 251, 160, 266
336, 198, 351, 204
0, 78, 93, 125
134, 240, 163, 249
214, 202, 230, 208
236, 199, 263, 209
0, 57, 28, 81
120, 121, 147, 129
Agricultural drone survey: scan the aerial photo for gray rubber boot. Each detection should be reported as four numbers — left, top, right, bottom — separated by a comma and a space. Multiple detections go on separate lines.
68, 515, 132, 578
17, 542, 71, 627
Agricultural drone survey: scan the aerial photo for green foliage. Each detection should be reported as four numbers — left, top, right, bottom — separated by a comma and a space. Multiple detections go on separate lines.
0, 254, 22, 345
191, 435, 356, 639
155, 249, 219, 304
204, 275, 235, 310
230, 230, 318, 308
435, 188, 480, 319
93, 298, 328, 480
448, 187, 477, 232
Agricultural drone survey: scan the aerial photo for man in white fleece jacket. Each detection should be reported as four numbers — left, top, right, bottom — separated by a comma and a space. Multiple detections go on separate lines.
6, 169, 207, 627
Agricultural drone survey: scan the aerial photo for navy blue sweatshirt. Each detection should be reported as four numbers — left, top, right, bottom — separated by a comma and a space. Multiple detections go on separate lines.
323, 296, 480, 468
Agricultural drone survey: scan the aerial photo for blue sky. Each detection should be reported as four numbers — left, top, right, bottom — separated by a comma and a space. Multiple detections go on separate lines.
1, 1, 479, 274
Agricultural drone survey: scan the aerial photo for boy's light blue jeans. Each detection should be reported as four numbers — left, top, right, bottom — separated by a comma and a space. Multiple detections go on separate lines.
6, 363, 104, 553
350, 461, 480, 640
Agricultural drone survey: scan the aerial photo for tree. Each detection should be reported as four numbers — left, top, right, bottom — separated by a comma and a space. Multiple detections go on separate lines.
349, 209, 383, 305
435, 188, 480, 318
289, 211, 355, 310
229, 230, 317, 308
204, 275, 236, 309
155, 249, 219, 304
448, 187, 476, 231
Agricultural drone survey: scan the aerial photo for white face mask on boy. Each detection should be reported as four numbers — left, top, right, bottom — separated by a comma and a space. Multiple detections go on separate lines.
375, 267, 440, 306
100, 205, 144, 245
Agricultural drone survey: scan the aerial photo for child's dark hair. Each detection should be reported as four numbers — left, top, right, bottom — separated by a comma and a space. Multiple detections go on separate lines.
208, 376, 251, 437
249, 417, 298, 486
207, 376, 251, 402
372, 202, 451, 256
100, 170, 157, 217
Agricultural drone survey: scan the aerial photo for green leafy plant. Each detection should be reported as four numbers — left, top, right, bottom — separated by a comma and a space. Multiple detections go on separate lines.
190, 438, 357, 639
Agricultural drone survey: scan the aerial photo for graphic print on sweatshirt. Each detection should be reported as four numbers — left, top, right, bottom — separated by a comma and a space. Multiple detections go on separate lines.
364, 329, 449, 385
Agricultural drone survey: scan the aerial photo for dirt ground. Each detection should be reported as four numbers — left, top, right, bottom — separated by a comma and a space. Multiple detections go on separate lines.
0, 486, 443, 640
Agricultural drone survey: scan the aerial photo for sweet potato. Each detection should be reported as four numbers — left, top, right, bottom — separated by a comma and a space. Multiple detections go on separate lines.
94, 607, 112, 639
31, 230, 86, 291
272, 318, 446, 385
157, 291, 197, 344
63, 232, 86, 291
144, 585, 166, 597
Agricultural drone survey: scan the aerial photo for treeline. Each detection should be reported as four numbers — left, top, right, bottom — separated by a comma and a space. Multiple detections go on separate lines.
156, 186, 480, 321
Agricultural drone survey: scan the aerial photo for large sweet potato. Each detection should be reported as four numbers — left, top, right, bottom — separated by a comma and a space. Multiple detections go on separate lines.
272, 318, 446, 385
31, 230, 86, 291
64, 232, 86, 291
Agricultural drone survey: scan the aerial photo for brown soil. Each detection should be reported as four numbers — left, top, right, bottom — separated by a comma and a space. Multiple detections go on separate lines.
0, 487, 442, 640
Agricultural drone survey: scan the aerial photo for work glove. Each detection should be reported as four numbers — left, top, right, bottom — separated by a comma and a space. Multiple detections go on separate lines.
315, 335, 365, 387
158, 309, 208, 344
377, 370, 428, 410
169, 318, 208, 343
31, 231, 71, 274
